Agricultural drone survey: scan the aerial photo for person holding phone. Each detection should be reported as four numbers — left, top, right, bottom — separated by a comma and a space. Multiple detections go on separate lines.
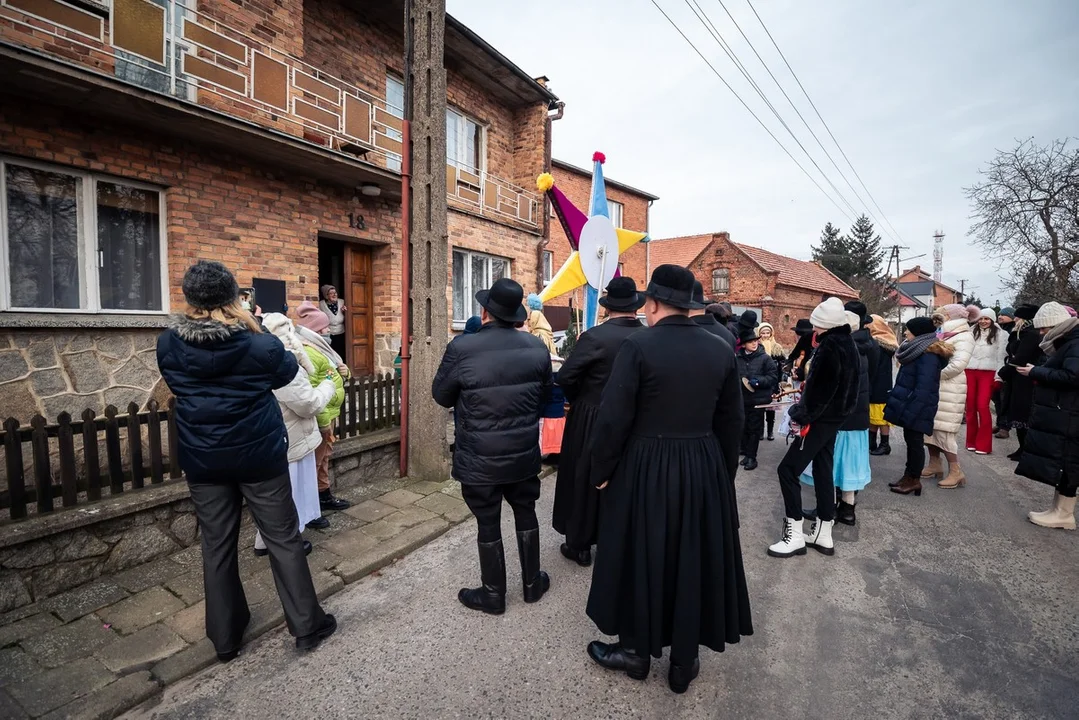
999, 305, 1043, 461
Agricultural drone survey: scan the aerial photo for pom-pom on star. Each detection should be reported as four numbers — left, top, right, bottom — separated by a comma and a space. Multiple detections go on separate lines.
592, 151, 606, 164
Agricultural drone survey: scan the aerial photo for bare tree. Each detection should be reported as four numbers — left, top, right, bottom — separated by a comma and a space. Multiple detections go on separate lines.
966, 137, 1079, 302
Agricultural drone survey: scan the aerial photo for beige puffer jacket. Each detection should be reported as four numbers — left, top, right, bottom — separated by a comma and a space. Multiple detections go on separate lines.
933, 317, 974, 433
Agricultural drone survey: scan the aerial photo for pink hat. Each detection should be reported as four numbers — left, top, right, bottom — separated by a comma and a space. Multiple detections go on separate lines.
295, 300, 329, 334
965, 304, 982, 322
1068, 306, 1078, 318
939, 303, 970, 321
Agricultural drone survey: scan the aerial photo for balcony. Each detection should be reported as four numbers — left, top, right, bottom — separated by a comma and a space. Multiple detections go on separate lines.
0, 0, 541, 229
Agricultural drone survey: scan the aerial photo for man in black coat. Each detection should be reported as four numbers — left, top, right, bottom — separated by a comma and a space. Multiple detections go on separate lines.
736, 325, 779, 471
432, 278, 553, 615
586, 265, 751, 695
552, 277, 645, 566
689, 281, 735, 346
834, 303, 878, 525
769, 297, 859, 559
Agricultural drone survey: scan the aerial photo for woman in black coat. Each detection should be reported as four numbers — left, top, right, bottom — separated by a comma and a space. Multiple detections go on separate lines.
885, 316, 952, 496
1015, 303, 1079, 530
867, 314, 898, 455
157, 261, 335, 660
999, 305, 1044, 461
736, 326, 779, 471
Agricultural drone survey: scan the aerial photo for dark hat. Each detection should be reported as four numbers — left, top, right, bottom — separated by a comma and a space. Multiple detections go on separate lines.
600, 276, 646, 312
844, 300, 869, 327
905, 316, 937, 337
463, 316, 483, 334
642, 264, 696, 310
1014, 304, 1038, 321
690, 281, 707, 310
737, 309, 759, 329
998, 306, 1015, 319
476, 278, 527, 324
792, 319, 814, 336
182, 260, 239, 310
739, 325, 760, 343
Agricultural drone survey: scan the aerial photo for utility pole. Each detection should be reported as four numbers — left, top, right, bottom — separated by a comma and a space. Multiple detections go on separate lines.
404, 0, 450, 480
933, 230, 945, 283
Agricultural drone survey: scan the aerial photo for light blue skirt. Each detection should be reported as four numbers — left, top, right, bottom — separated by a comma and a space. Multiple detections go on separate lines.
800, 430, 871, 492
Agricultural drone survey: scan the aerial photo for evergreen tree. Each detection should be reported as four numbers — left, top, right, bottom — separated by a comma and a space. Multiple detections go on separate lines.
845, 214, 886, 282
812, 222, 857, 283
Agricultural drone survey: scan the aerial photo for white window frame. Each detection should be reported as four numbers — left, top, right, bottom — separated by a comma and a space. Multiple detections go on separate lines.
712, 268, 730, 294
542, 250, 553, 285
0, 156, 169, 315
607, 199, 623, 228
385, 75, 405, 172
446, 106, 486, 175
451, 248, 510, 328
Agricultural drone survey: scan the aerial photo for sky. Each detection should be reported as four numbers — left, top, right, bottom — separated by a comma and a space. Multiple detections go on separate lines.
447, 0, 1079, 306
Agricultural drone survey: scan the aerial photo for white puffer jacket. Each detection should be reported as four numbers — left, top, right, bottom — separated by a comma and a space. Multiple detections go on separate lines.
966, 325, 1007, 372
275, 367, 336, 462
933, 318, 975, 433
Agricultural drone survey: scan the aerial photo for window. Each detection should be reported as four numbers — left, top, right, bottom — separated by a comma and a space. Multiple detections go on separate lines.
452, 249, 509, 324
386, 76, 405, 172
1, 159, 166, 313
114, 0, 194, 100
607, 200, 623, 228
542, 251, 553, 285
446, 108, 484, 173
712, 268, 730, 294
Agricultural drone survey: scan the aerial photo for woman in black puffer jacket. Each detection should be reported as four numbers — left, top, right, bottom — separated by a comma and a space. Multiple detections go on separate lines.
999, 304, 1044, 461
157, 261, 336, 660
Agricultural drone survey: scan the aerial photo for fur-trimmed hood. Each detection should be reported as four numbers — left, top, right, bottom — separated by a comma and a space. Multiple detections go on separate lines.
927, 340, 954, 358
168, 314, 246, 344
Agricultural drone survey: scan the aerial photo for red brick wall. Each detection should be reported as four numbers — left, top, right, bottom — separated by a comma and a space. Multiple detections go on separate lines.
202, 0, 306, 57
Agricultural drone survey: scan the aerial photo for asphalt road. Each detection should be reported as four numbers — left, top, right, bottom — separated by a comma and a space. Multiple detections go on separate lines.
128, 432, 1078, 720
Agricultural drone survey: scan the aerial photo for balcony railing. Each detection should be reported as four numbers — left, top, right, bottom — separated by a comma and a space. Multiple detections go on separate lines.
0, 0, 541, 229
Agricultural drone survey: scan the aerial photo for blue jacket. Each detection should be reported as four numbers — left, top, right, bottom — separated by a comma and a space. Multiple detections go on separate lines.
884, 339, 951, 435
157, 316, 298, 483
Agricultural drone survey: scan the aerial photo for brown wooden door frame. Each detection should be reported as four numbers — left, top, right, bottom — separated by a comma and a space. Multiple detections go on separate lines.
344, 243, 375, 376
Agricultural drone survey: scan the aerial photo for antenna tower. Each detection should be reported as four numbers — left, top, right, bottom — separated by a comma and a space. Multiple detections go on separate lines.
933, 230, 945, 283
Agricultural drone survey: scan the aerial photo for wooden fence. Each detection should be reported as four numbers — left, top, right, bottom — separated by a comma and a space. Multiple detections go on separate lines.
0, 373, 401, 521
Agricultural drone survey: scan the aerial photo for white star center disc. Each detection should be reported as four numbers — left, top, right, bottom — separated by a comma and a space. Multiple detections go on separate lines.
578, 215, 620, 291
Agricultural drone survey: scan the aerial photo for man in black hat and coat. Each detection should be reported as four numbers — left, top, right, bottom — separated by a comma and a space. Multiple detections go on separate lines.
736, 324, 779, 471
787, 319, 815, 384
689, 281, 735, 347
552, 277, 645, 566
432, 278, 552, 615
586, 264, 752, 695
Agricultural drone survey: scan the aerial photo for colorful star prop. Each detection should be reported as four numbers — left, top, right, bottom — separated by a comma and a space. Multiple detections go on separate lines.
537, 152, 649, 329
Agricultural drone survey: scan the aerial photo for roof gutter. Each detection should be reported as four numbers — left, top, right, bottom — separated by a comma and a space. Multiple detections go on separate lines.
446, 14, 560, 104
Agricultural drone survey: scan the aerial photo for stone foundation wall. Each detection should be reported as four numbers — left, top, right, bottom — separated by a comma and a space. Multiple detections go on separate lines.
331, 434, 400, 489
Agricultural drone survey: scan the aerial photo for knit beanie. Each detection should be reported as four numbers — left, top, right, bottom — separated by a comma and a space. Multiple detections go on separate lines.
810, 297, 848, 330
999, 307, 1015, 319
843, 300, 869, 327
979, 307, 996, 322
906, 316, 936, 337
966, 304, 982, 322
295, 300, 330, 334
182, 260, 239, 310
939, 303, 970, 322
526, 293, 543, 311
1014, 304, 1038, 321
844, 311, 861, 330
1034, 301, 1071, 329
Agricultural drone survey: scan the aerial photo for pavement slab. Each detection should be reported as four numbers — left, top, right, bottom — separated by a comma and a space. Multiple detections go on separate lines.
377, 489, 425, 508
127, 436, 1077, 720
41, 671, 160, 720
162, 572, 204, 607
113, 559, 187, 595
97, 587, 186, 636
343, 499, 397, 524
95, 625, 186, 674
7, 658, 115, 717
359, 506, 439, 541
0, 612, 62, 648
0, 646, 41, 687
42, 582, 128, 623
21, 615, 118, 669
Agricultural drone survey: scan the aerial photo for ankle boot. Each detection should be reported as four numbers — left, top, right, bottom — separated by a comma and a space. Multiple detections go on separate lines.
868, 430, 878, 452
804, 517, 835, 556
836, 501, 856, 526
587, 641, 650, 680
1028, 493, 1077, 530
938, 465, 967, 489
890, 475, 922, 496
668, 657, 701, 694
921, 455, 944, 478
516, 528, 550, 603
767, 517, 806, 558
458, 538, 506, 614
871, 437, 891, 456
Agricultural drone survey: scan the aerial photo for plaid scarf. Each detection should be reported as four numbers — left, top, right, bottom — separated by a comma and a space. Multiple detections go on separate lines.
895, 333, 939, 365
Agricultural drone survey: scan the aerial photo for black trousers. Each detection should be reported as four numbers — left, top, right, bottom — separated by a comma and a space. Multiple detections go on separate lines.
462, 476, 541, 542
903, 427, 926, 478
1059, 471, 1078, 498
742, 407, 765, 459
777, 421, 841, 521
766, 409, 776, 435
187, 473, 326, 654
991, 387, 1003, 428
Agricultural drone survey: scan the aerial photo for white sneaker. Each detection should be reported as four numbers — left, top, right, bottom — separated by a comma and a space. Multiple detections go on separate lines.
767, 517, 807, 558
805, 518, 835, 556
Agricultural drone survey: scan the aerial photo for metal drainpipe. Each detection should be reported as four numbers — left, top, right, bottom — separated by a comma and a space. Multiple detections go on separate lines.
646, 199, 654, 279
537, 101, 565, 290
399, 120, 411, 478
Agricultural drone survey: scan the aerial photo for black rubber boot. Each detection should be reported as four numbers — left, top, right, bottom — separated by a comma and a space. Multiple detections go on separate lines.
766, 418, 775, 441
869, 430, 878, 452
458, 538, 506, 615
871, 436, 891, 456
516, 529, 550, 603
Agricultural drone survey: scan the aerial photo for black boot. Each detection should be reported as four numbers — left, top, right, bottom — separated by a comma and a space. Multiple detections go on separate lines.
516, 529, 550, 603
668, 657, 701, 694
743, 457, 758, 471
871, 436, 891, 456
869, 430, 878, 452
459, 538, 506, 615
836, 501, 857, 526
766, 419, 775, 441
587, 641, 650, 680
319, 490, 351, 511
560, 543, 592, 567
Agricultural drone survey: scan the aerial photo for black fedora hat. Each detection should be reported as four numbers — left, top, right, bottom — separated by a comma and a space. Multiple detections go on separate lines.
792, 318, 814, 335
739, 325, 760, 343
476, 278, 527, 324
844, 300, 869, 327
642, 264, 696, 310
690, 281, 707, 310
600, 276, 646, 311
737, 309, 759, 329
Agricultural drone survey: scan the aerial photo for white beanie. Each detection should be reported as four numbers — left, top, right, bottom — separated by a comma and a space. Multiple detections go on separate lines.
979, 307, 996, 322
811, 297, 848, 330
1034, 301, 1071, 329
844, 311, 860, 330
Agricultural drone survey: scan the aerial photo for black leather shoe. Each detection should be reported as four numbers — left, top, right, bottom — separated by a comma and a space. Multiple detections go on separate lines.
306, 516, 330, 530
296, 614, 337, 651
319, 492, 351, 511
459, 538, 506, 615
668, 657, 700, 693
254, 539, 312, 557
767, 433, 775, 441
1007, 450, 1022, 461
743, 458, 758, 471
587, 641, 650, 680
517, 529, 550, 603
836, 501, 856, 526
217, 649, 239, 663
560, 543, 592, 567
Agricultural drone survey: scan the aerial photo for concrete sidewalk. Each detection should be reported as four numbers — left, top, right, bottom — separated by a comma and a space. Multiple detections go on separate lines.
124, 434, 1077, 720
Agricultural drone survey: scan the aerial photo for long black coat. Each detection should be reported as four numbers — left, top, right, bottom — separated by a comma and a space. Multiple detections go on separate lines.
840, 328, 877, 431
1000, 325, 1045, 428
692, 313, 736, 347
736, 345, 779, 406
432, 323, 551, 485
552, 316, 643, 546
1016, 327, 1079, 490
788, 325, 860, 427
787, 333, 814, 382
586, 315, 752, 661
884, 340, 951, 435
870, 336, 898, 404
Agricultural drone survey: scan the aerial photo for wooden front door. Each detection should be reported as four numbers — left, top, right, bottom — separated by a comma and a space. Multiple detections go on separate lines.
344, 244, 375, 377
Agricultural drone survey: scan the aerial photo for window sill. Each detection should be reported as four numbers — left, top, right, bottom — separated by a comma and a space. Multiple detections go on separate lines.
0, 312, 171, 330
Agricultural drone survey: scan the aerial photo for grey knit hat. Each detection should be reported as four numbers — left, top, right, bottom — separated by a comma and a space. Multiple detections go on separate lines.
182, 261, 239, 310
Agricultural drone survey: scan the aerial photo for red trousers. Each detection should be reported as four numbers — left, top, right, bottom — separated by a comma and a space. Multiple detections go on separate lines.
965, 369, 995, 454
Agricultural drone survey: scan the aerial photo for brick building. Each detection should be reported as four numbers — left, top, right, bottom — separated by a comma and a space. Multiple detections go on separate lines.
0, 0, 559, 423
896, 265, 964, 310
649, 232, 858, 347
541, 159, 658, 330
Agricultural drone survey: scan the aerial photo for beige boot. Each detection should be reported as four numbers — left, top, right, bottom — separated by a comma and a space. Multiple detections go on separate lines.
1028, 492, 1061, 524
921, 453, 944, 479
1028, 494, 1077, 530
938, 464, 966, 489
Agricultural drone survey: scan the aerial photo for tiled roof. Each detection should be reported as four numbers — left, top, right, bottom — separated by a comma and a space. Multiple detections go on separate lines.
734, 243, 858, 298
648, 234, 716, 268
